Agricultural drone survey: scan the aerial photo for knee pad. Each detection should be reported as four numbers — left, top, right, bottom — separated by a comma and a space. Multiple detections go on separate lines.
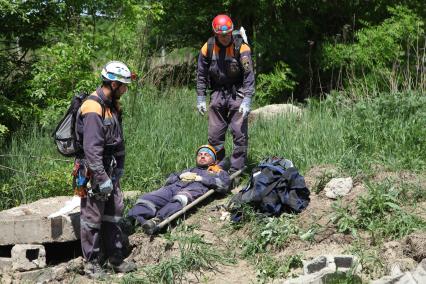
172, 194, 189, 207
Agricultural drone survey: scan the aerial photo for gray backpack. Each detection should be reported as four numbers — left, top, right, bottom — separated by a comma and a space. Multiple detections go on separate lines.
53, 93, 105, 157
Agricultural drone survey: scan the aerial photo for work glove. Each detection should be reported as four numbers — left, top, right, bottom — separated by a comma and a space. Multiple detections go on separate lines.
179, 172, 203, 182
239, 97, 251, 118
197, 96, 207, 115
99, 178, 113, 195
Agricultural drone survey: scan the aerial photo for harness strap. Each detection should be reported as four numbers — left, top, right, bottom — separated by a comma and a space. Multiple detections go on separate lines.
206, 36, 243, 64
87, 95, 106, 120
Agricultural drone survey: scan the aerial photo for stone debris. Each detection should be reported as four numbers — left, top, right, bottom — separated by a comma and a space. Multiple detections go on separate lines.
0, 257, 13, 272
249, 104, 302, 121
371, 258, 426, 284
324, 177, 353, 199
284, 255, 360, 284
11, 244, 46, 272
0, 191, 139, 273
0, 191, 139, 246
1, 256, 85, 284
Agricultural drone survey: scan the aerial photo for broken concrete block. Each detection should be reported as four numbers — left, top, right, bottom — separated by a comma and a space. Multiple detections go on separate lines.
412, 259, 426, 283
0, 191, 138, 246
0, 257, 12, 271
396, 272, 418, 284
249, 103, 302, 122
284, 272, 325, 284
12, 267, 53, 283
372, 259, 426, 284
303, 255, 359, 275
333, 255, 357, 272
304, 255, 328, 274
324, 177, 353, 199
11, 244, 46, 272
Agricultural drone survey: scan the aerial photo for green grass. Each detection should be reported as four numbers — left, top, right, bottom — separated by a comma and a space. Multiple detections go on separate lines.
255, 254, 303, 282
0, 87, 425, 210
122, 224, 234, 284
332, 180, 426, 242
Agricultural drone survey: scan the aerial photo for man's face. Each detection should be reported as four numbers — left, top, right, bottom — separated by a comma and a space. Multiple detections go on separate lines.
196, 151, 214, 167
111, 81, 128, 99
217, 33, 232, 46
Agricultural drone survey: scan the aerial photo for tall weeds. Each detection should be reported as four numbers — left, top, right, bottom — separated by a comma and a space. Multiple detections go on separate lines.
0, 85, 424, 210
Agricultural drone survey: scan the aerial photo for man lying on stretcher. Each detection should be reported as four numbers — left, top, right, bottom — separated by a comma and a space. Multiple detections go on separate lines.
128, 145, 230, 234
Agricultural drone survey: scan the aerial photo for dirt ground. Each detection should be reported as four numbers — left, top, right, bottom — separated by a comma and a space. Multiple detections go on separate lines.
2, 165, 425, 283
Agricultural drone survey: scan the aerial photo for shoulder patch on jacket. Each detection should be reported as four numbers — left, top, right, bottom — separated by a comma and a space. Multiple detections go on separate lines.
241, 55, 252, 73
81, 99, 103, 116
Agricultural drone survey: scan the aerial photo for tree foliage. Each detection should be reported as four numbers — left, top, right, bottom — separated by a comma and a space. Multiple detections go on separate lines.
0, 0, 425, 139
322, 6, 425, 95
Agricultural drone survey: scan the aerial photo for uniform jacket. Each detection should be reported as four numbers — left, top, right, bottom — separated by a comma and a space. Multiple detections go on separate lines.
197, 38, 255, 98
75, 88, 125, 187
163, 165, 231, 194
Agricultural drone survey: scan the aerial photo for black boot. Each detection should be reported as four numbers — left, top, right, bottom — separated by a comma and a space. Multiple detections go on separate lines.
141, 217, 162, 235
84, 260, 107, 279
119, 216, 136, 235
110, 260, 137, 273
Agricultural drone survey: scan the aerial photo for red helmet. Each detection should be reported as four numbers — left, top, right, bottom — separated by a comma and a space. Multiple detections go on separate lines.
212, 14, 234, 35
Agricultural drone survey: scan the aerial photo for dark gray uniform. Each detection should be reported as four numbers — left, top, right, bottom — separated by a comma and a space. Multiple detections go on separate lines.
197, 38, 255, 171
128, 166, 230, 224
75, 88, 126, 265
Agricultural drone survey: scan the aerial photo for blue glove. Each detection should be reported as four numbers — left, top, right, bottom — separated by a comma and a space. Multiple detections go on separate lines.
99, 178, 113, 195
239, 97, 251, 118
197, 96, 207, 115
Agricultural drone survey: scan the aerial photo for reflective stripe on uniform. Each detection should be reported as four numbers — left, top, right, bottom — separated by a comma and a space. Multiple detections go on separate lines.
136, 198, 157, 214
172, 194, 189, 207
102, 215, 121, 223
81, 218, 101, 230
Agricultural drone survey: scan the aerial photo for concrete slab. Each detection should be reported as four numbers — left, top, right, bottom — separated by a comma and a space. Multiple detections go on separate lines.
303, 255, 359, 275
0, 257, 12, 271
11, 244, 46, 272
0, 191, 140, 246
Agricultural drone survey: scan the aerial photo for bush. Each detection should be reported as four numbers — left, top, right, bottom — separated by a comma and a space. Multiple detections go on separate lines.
322, 6, 425, 95
28, 38, 98, 125
256, 61, 297, 105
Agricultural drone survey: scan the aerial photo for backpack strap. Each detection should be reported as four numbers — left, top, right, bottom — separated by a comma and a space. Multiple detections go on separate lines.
206, 36, 215, 64
87, 95, 106, 119
233, 37, 243, 61
208, 36, 244, 62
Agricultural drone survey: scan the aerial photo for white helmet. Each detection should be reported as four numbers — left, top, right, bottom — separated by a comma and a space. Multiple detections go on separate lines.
101, 61, 133, 84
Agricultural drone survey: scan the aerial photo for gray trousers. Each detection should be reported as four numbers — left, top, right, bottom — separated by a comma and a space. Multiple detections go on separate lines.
80, 181, 124, 264
208, 90, 248, 171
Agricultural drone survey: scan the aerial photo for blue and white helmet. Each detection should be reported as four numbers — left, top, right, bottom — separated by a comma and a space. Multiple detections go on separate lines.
101, 61, 133, 84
